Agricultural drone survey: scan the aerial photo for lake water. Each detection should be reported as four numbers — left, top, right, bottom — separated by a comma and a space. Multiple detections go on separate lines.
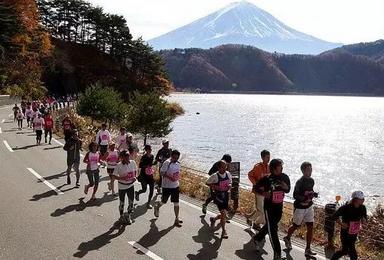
167, 93, 384, 208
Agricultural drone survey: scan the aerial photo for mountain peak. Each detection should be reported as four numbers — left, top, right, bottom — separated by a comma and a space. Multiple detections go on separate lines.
149, 2, 342, 54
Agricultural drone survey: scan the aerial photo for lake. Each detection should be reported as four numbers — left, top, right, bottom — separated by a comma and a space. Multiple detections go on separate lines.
166, 93, 384, 208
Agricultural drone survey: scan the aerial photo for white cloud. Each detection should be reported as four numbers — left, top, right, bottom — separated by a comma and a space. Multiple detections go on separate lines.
87, 0, 384, 44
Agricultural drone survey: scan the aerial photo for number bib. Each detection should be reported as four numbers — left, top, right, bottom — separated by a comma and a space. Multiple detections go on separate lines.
122, 171, 136, 182
102, 134, 108, 140
218, 180, 230, 191
145, 167, 154, 176
348, 221, 361, 235
272, 191, 285, 203
173, 171, 180, 181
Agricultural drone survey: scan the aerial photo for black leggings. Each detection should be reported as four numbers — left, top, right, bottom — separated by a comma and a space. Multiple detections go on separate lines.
36, 130, 43, 142
86, 169, 100, 187
17, 119, 23, 128
331, 231, 358, 260
254, 207, 283, 256
45, 129, 52, 142
119, 187, 134, 216
137, 175, 155, 203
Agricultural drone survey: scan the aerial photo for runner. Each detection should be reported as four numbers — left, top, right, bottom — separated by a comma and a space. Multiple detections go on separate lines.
25, 105, 33, 128
283, 162, 319, 257
116, 127, 127, 151
202, 154, 232, 214
330, 191, 367, 260
33, 114, 45, 146
16, 109, 24, 130
155, 139, 172, 195
62, 115, 72, 143
126, 133, 139, 158
206, 160, 232, 239
253, 159, 291, 260
135, 145, 156, 209
83, 142, 102, 200
44, 110, 54, 144
246, 150, 270, 230
112, 150, 138, 225
12, 104, 19, 122
63, 130, 82, 186
154, 150, 182, 227
106, 142, 119, 196
96, 123, 111, 160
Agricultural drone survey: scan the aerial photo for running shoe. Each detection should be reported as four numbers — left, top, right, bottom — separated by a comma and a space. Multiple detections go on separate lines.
174, 219, 182, 227
283, 236, 292, 250
146, 203, 153, 209
221, 231, 228, 239
305, 248, 317, 256
75, 182, 80, 188
202, 204, 207, 215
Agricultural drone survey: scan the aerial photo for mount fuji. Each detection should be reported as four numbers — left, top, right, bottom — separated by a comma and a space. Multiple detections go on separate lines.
148, 1, 342, 54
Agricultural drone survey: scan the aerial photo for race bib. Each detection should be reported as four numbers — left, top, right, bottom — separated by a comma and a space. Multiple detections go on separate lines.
348, 221, 361, 235
145, 167, 154, 176
173, 171, 180, 181
108, 154, 118, 163
122, 171, 136, 182
218, 180, 230, 191
46, 121, 52, 127
102, 134, 108, 141
272, 191, 285, 203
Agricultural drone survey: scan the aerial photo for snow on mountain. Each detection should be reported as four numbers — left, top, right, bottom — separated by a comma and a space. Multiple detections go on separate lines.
148, 1, 342, 54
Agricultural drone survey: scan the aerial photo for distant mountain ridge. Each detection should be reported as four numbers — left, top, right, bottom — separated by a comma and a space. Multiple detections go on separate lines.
149, 1, 342, 54
160, 40, 384, 95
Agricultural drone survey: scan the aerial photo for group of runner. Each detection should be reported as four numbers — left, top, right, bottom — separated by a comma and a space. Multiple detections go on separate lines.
11, 101, 368, 260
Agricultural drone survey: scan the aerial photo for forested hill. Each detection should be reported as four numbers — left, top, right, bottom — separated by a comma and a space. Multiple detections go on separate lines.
160, 43, 384, 95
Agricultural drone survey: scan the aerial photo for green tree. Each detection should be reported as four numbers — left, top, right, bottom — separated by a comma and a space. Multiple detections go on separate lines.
77, 83, 127, 126
125, 91, 176, 145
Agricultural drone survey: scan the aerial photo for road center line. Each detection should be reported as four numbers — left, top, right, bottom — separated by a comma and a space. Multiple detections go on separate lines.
3, 140, 14, 152
26, 168, 64, 195
128, 241, 163, 260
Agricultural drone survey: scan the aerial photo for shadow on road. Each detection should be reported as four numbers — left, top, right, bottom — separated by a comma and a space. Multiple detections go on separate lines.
73, 223, 126, 258
187, 216, 223, 260
43, 145, 62, 150
30, 184, 77, 201
235, 228, 267, 260
135, 218, 174, 250
50, 192, 117, 217
13, 144, 36, 150
40, 171, 66, 181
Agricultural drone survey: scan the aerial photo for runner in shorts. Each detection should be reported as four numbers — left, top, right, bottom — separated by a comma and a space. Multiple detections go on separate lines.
96, 123, 110, 160
106, 143, 119, 196
206, 160, 232, 239
283, 162, 318, 257
135, 145, 156, 209
154, 150, 182, 227
112, 150, 137, 225
83, 142, 102, 200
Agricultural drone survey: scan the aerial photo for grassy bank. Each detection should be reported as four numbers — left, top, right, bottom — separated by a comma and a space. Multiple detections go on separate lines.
53, 108, 384, 260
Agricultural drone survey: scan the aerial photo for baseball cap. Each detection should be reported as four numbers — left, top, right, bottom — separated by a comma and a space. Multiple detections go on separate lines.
162, 139, 169, 145
127, 133, 133, 138
351, 191, 365, 200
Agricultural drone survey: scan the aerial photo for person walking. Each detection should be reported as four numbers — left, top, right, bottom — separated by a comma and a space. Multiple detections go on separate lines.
246, 150, 270, 230
283, 162, 319, 257
202, 154, 232, 214
63, 130, 82, 186
253, 159, 291, 260
154, 150, 183, 227
135, 145, 156, 209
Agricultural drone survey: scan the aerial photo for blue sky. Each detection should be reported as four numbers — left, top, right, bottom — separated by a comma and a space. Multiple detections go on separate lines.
87, 0, 384, 44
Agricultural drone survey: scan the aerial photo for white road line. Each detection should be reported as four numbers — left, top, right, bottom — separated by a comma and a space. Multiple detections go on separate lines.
128, 241, 163, 260
1, 119, 5, 123
26, 168, 64, 195
8, 113, 12, 118
3, 140, 13, 152
0, 127, 2, 134
179, 199, 326, 260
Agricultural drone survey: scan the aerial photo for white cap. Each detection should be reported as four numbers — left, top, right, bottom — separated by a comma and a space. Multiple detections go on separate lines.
162, 139, 169, 145
127, 133, 133, 138
351, 191, 365, 200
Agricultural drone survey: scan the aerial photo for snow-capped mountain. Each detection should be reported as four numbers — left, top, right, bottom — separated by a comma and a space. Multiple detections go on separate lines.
148, 1, 342, 54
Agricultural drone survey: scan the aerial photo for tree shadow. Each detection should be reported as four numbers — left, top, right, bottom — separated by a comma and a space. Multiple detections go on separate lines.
73, 223, 126, 258
187, 216, 223, 260
135, 219, 174, 250
50, 192, 117, 217
235, 227, 268, 260
13, 144, 36, 150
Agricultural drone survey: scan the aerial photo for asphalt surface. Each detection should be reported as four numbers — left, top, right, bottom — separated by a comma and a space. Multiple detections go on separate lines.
0, 105, 329, 260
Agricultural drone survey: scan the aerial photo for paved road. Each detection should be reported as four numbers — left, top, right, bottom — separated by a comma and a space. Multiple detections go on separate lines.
0, 106, 328, 260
